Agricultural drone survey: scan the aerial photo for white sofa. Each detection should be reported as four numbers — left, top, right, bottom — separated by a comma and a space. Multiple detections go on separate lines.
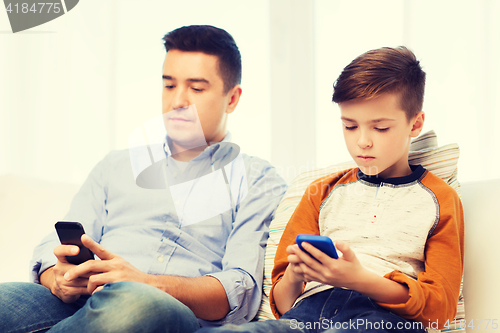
0, 174, 499, 332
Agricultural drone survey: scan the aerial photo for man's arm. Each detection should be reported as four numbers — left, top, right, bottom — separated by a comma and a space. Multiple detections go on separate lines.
30, 153, 109, 284
147, 275, 229, 320
60, 234, 229, 320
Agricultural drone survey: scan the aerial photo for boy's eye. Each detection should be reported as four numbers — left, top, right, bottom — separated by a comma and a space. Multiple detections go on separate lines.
375, 128, 389, 132
192, 87, 204, 92
164, 85, 175, 89
344, 126, 357, 131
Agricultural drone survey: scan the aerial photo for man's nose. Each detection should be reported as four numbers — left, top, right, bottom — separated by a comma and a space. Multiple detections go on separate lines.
172, 88, 189, 110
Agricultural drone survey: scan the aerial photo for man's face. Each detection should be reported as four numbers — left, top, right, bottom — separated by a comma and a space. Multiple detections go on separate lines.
162, 50, 240, 150
339, 93, 424, 179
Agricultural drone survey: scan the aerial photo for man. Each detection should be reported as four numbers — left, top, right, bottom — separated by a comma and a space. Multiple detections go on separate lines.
0, 25, 287, 333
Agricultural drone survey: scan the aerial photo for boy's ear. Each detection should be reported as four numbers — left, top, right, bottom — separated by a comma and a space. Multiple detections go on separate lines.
225, 85, 242, 114
410, 111, 425, 138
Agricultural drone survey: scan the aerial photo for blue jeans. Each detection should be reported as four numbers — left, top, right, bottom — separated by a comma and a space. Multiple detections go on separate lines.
196, 288, 425, 333
0, 281, 200, 333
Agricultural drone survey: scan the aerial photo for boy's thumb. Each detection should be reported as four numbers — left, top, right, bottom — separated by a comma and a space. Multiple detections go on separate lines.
335, 240, 353, 261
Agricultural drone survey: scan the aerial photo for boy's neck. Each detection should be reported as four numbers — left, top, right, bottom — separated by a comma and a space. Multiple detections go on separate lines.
377, 163, 413, 179
358, 165, 424, 185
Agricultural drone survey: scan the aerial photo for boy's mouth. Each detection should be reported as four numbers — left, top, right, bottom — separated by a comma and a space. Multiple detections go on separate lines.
358, 155, 375, 162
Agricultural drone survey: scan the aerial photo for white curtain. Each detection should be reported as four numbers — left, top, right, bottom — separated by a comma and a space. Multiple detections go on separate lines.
1, 0, 498, 185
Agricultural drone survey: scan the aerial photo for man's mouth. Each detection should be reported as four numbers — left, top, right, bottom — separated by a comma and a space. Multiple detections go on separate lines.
169, 117, 190, 122
358, 156, 375, 161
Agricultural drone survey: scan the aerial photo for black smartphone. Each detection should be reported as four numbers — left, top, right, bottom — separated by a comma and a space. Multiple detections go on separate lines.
55, 221, 94, 265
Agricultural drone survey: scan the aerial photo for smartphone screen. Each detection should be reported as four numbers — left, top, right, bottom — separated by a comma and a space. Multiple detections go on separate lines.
55, 221, 94, 265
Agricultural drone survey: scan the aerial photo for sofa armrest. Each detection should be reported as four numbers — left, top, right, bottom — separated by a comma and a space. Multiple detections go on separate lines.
461, 179, 500, 332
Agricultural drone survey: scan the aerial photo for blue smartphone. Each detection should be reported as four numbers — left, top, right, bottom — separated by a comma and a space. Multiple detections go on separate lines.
296, 234, 338, 260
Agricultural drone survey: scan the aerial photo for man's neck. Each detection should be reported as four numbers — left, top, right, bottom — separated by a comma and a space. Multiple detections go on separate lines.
171, 145, 207, 162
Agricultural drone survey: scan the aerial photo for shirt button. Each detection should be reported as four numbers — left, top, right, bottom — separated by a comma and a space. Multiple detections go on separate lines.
158, 255, 164, 263
174, 200, 180, 206
173, 172, 178, 177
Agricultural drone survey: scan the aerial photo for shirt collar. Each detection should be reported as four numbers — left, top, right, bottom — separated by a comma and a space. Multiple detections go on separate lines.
357, 164, 426, 185
163, 132, 233, 159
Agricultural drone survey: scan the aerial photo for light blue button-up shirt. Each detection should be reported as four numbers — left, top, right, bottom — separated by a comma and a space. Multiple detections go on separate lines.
30, 133, 287, 326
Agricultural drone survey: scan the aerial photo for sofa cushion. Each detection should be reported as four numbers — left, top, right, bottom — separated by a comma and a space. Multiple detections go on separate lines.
256, 130, 464, 333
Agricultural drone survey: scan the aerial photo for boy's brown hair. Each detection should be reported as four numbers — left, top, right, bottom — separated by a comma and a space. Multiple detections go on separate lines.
332, 46, 426, 121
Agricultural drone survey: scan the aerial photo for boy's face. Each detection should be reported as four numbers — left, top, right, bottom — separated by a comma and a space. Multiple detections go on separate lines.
339, 93, 424, 179
162, 50, 241, 150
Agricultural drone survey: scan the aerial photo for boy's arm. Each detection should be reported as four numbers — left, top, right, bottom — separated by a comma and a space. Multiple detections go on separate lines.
269, 172, 345, 317
272, 263, 307, 315
378, 185, 464, 329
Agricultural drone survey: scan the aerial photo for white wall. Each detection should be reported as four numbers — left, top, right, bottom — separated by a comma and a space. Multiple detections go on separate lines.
314, 0, 500, 182
0, 0, 272, 184
1, 0, 499, 187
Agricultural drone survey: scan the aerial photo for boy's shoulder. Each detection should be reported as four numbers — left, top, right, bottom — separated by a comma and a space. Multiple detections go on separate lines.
303, 167, 359, 200
419, 169, 460, 200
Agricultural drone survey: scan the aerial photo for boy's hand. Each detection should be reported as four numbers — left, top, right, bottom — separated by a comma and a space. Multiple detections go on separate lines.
286, 244, 312, 283
288, 240, 369, 289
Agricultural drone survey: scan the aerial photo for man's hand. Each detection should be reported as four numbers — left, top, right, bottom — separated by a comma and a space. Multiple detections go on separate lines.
64, 235, 150, 295
41, 244, 92, 303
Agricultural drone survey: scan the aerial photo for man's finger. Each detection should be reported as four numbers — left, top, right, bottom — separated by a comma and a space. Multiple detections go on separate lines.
92, 285, 104, 294
64, 259, 108, 282
53, 245, 80, 263
81, 234, 115, 260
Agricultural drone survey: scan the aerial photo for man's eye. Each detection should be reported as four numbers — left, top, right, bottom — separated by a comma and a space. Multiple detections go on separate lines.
345, 126, 357, 131
192, 87, 204, 92
375, 128, 389, 132
164, 85, 174, 89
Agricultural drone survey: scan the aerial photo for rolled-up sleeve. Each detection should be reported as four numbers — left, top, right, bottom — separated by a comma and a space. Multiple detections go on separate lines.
201, 157, 287, 326
29, 153, 109, 283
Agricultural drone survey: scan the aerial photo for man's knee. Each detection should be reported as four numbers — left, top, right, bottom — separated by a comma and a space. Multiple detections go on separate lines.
87, 282, 199, 333
0, 282, 78, 332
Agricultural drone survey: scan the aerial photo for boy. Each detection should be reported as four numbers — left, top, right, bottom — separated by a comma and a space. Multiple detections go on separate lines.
0, 25, 286, 333
197, 46, 464, 332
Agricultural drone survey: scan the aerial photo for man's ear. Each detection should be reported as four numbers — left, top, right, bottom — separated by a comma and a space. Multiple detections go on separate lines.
410, 111, 425, 137
225, 85, 242, 114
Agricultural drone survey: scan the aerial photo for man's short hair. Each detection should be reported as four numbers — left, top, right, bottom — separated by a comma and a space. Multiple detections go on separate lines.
332, 46, 426, 120
163, 25, 242, 94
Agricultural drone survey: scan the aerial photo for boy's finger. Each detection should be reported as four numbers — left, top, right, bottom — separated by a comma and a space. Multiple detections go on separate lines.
301, 242, 326, 264
287, 244, 299, 254
335, 240, 352, 260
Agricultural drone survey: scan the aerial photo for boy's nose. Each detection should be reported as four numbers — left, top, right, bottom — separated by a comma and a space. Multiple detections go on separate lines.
357, 132, 373, 149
